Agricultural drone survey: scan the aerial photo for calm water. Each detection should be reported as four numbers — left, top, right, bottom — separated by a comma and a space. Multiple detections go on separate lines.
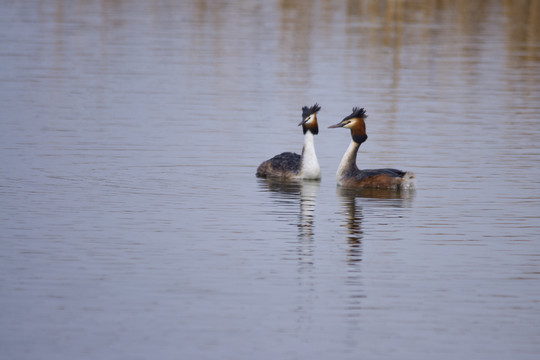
1, 1, 540, 359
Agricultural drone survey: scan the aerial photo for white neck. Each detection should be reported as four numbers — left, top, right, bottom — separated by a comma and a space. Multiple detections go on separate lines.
336, 140, 360, 185
300, 131, 321, 179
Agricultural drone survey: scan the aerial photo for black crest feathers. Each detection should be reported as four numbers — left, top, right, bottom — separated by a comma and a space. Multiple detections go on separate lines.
344, 107, 367, 121
302, 103, 321, 120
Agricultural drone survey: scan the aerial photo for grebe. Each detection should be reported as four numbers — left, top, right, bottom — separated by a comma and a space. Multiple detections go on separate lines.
329, 107, 415, 189
256, 104, 321, 180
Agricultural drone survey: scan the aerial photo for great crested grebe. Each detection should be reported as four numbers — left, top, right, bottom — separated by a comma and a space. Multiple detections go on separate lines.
329, 107, 415, 189
256, 104, 321, 180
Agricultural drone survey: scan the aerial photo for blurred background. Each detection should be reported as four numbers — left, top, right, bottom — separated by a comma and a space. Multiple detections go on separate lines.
1, 1, 539, 359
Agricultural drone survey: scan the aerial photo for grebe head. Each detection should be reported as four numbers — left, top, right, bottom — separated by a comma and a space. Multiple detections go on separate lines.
299, 103, 321, 135
329, 107, 368, 144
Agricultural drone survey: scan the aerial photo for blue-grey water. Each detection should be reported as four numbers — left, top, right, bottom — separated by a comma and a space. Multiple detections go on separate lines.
1, 1, 540, 359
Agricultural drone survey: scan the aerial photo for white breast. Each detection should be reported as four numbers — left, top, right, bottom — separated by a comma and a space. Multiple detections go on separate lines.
300, 131, 321, 180
336, 140, 359, 185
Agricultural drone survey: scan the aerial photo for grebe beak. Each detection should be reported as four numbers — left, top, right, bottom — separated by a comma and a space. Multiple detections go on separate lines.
298, 115, 313, 126
328, 121, 346, 128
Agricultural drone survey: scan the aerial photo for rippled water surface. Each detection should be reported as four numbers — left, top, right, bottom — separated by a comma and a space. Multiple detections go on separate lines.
1, 1, 540, 359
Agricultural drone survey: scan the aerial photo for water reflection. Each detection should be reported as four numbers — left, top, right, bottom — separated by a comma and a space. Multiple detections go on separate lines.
336, 187, 414, 265
257, 179, 320, 330
337, 188, 364, 264
2, 1, 540, 359
336, 187, 414, 321
504, 0, 540, 63
257, 179, 320, 270
337, 187, 416, 202
258, 178, 320, 234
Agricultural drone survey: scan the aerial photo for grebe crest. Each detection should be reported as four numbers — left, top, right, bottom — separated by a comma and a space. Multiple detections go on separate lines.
329, 107, 415, 190
256, 104, 322, 180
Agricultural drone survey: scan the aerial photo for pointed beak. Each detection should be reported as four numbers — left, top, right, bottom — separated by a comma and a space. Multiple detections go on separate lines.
298, 119, 306, 126
328, 121, 345, 128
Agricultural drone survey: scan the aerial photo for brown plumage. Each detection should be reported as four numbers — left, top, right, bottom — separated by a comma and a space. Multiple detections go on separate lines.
329, 107, 415, 190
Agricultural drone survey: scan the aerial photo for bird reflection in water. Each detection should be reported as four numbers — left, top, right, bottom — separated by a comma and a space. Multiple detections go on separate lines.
257, 178, 320, 272
338, 188, 364, 264
258, 178, 320, 328
337, 187, 415, 262
337, 187, 415, 317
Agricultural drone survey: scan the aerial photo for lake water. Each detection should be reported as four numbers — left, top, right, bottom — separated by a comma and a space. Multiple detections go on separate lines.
1, 1, 540, 359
